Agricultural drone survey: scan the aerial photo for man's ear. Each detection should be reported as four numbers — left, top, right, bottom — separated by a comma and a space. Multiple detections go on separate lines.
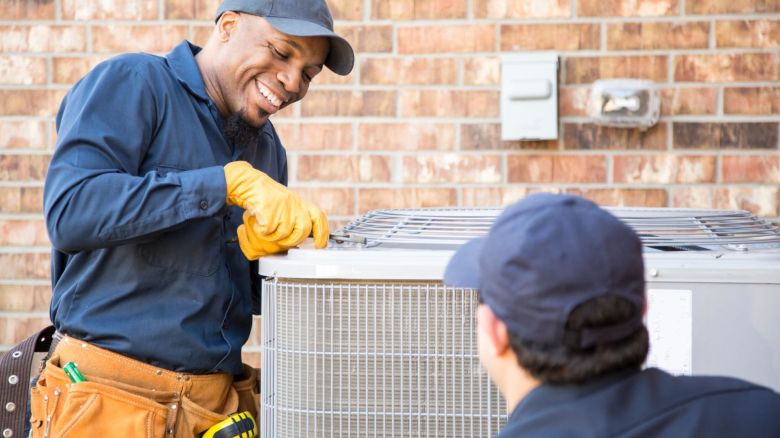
217, 11, 239, 42
477, 304, 510, 356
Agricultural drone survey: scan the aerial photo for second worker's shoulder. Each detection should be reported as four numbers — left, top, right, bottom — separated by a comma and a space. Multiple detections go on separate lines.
92, 52, 170, 81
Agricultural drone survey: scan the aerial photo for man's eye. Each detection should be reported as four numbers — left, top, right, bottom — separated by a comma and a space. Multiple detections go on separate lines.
269, 44, 288, 59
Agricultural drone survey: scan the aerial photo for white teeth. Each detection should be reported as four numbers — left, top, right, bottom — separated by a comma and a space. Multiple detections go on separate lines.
256, 81, 282, 108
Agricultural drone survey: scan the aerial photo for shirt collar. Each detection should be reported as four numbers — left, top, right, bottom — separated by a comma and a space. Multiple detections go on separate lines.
166, 40, 210, 102
508, 368, 638, 423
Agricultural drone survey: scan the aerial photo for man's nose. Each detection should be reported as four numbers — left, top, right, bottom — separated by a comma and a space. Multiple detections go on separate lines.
277, 69, 301, 95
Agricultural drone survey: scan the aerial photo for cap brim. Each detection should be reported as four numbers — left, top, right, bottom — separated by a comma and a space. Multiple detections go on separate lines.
266, 17, 355, 76
443, 237, 486, 289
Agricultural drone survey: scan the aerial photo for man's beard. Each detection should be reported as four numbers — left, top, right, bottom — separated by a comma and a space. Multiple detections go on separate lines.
223, 110, 265, 149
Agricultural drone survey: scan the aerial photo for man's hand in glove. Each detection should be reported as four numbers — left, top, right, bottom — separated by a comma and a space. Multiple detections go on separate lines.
225, 161, 329, 259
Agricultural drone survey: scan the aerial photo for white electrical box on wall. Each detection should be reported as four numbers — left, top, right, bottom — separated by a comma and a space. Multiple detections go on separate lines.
501, 53, 559, 140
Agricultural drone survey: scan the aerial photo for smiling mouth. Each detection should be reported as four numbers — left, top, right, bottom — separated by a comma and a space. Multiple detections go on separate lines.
255, 79, 285, 109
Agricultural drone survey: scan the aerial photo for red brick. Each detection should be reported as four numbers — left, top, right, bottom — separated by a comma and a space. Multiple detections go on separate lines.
328, 0, 363, 20
672, 187, 780, 217
358, 123, 455, 150
191, 25, 212, 48
335, 25, 393, 53
52, 56, 109, 85
241, 351, 261, 369
0, 285, 51, 312
607, 22, 709, 50
62, 0, 158, 20
461, 124, 557, 150
0, 0, 55, 19
614, 155, 716, 184
717, 20, 780, 48
579, 0, 677, 16
0, 56, 46, 85
687, 1, 780, 14
92, 25, 189, 53
673, 123, 778, 149
0, 121, 47, 148
661, 88, 718, 115
398, 25, 496, 54
674, 53, 780, 82
724, 87, 780, 115
563, 123, 667, 150
0, 187, 43, 214
473, 0, 571, 18
399, 90, 499, 117
501, 24, 599, 51
164, 0, 220, 19
301, 91, 395, 117
0, 25, 87, 53
565, 56, 668, 84
402, 154, 501, 183
296, 154, 391, 182
372, 0, 467, 19
0, 154, 50, 181
0, 317, 52, 345
0, 90, 56, 117
286, 187, 354, 216
0, 252, 50, 280
274, 123, 352, 151
566, 188, 667, 207
722, 155, 780, 183
358, 188, 456, 211
714, 188, 780, 217
559, 87, 589, 116
464, 57, 500, 86
311, 67, 353, 85
0, 219, 49, 246
460, 187, 539, 207
508, 155, 606, 183
361, 58, 457, 85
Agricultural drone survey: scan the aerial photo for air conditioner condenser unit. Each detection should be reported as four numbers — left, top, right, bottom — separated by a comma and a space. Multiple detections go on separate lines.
259, 208, 780, 438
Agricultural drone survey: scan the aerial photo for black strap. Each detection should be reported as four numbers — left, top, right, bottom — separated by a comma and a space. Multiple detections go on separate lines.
0, 325, 55, 436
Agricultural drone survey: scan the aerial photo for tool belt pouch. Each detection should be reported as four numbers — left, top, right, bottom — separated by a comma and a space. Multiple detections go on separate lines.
30, 353, 174, 438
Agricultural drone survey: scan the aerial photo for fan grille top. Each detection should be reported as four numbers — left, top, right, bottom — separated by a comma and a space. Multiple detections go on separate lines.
333, 208, 780, 251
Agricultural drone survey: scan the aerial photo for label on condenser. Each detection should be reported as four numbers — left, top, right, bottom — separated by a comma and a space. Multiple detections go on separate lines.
645, 289, 693, 375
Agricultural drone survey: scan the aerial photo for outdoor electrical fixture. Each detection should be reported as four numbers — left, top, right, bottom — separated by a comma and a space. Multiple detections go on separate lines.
587, 79, 660, 130
501, 53, 559, 140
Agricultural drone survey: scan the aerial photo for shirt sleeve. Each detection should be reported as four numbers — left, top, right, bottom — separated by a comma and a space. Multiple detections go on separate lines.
44, 60, 227, 254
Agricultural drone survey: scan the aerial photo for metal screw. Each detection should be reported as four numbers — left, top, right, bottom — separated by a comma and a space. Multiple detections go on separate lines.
170, 404, 177, 411
155, 370, 162, 376
649, 268, 659, 277
5, 402, 15, 412
7, 375, 18, 385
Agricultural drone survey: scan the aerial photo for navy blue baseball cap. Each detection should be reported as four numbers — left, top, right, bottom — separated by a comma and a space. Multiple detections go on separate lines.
216, 0, 355, 75
444, 193, 646, 349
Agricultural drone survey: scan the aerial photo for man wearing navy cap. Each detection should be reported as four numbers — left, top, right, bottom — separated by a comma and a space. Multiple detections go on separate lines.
445, 193, 780, 437
34, 1, 353, 436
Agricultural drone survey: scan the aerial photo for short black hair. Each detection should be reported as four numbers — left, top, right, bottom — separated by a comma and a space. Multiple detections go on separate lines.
507, 295, 649, 384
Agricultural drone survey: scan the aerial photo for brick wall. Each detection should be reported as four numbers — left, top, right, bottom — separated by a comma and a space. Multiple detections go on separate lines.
1, 0, 779, 361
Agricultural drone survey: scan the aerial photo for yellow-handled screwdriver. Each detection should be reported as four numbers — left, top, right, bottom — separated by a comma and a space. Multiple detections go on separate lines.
200, 411, 257, 438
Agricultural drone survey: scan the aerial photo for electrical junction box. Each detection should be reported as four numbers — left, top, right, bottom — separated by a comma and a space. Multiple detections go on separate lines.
501, 53, 559, 140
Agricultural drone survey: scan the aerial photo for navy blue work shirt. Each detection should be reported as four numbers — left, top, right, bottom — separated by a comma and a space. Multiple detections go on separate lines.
43, 41, 287, 375
498, 368, 780, 437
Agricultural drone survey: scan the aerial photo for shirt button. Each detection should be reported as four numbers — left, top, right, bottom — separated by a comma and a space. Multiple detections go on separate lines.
199, 200, 208, 210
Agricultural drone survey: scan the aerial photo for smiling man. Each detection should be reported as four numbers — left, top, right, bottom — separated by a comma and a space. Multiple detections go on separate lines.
34, 1, 353, 436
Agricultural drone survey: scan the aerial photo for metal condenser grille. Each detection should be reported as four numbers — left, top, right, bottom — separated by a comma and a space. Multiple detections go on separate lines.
261, 279, 506, 437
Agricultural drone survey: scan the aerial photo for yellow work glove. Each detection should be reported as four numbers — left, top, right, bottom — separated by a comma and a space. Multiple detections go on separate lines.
237, 204, 329, 260
225, 161, 322, 248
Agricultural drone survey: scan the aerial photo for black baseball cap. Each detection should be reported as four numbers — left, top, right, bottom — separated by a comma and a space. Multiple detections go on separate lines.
216, 0, 355, 75
444, 193, 646, 349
